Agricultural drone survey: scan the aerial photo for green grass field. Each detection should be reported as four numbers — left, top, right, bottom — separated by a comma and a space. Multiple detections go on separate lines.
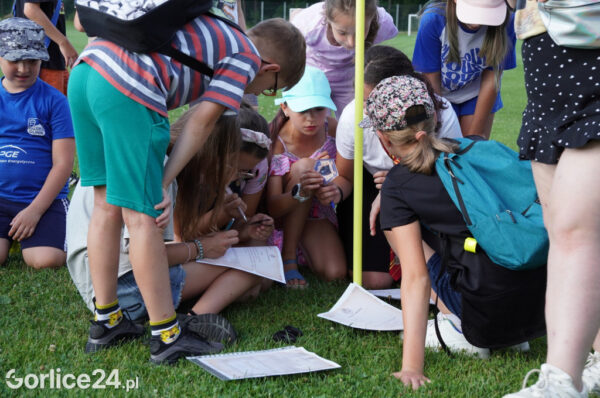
2, 25, 593, 398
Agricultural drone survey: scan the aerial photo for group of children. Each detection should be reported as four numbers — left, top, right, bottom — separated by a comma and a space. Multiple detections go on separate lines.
1, 0, 599, 395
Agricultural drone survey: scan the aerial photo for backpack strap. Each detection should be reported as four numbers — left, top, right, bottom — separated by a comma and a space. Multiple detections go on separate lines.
433, 295, 454, 358
157, 44, 214, 77
12, 0, 62, 48
442, 152, 472, 226
431, 233, 454, 357
156, 12, 245, 78
45, 0, 62, 48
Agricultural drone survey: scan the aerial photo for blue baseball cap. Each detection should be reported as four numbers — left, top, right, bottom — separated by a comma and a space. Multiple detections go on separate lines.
275, 65, 336, 112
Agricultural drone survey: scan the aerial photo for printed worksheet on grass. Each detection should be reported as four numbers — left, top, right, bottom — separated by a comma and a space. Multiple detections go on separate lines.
187, 346, 341, 380
318, 283, 404, 331
368, 288, 435, 305
198, 246, 285, 283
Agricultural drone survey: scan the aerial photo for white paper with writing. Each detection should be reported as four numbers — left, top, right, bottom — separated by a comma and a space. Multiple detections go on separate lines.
198, 246, 285, 283
318, 283, 404, 331
187, 346, 340, 380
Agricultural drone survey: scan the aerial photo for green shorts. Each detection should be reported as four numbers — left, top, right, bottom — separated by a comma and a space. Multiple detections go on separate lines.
68, 63, 170, 217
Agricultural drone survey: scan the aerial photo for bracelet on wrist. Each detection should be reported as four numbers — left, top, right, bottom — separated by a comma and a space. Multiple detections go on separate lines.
336, 185, 344, 202
194, 239, 204, 261
184, 242, 193, 263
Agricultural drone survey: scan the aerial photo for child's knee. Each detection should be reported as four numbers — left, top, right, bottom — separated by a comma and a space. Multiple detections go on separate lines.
361, 272, 394, 290
290, 158, 316, 176
94, 198, 122, 221
122, 207, 158, 231
22, 247, 65, 269
322, 263, 347, 281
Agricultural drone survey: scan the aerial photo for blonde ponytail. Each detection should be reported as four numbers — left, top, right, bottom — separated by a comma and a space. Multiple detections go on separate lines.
382, 106, 459, 174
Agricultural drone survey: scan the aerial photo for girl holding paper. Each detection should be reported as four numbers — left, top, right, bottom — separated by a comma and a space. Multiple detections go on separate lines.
171, 105, 275, 316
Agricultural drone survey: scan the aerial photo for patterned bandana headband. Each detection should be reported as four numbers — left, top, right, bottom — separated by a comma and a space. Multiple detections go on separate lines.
240, 128, 272, 150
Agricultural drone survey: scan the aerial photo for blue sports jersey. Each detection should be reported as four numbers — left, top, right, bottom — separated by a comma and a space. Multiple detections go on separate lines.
0, 78, 74, 203
412, 8, 516, 105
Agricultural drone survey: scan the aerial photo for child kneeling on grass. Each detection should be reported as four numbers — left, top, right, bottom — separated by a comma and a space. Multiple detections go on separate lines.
365, 75, 546, 391
0, 18, 74, 270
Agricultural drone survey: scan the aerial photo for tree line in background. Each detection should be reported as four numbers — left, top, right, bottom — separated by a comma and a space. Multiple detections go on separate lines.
0, 0, 424, 31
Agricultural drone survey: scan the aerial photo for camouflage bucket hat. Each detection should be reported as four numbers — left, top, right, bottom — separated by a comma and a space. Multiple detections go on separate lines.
360, 75, 435, 132
0, 17, 49, 62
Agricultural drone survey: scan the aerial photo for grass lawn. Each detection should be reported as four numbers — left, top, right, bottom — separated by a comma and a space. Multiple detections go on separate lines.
3, 25, 594, 398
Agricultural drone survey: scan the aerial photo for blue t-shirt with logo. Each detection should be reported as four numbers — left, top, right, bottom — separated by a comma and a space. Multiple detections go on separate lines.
0, 78, 74, 203
412, 8, 516, 105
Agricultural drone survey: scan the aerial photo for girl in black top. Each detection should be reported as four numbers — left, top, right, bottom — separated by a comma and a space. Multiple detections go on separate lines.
364, 75, 545, 391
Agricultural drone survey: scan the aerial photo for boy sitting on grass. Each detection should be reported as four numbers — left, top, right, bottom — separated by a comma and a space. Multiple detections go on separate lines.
0, 17, 74, 269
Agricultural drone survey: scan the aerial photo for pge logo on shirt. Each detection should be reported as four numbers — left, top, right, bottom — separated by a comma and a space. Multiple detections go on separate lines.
0, 145, 27, 159
27, 118, 46, 136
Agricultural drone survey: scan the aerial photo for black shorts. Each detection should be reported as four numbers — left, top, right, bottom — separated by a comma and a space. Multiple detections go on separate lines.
337, 167, 390, 273
0, 197, 68, 251
518, 32, 600, 164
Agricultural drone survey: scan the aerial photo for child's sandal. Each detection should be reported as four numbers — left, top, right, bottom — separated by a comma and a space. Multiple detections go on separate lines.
282, 260, 308, 289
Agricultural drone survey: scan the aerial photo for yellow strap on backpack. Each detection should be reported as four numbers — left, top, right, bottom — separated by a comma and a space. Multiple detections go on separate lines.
464, 237, 478, 253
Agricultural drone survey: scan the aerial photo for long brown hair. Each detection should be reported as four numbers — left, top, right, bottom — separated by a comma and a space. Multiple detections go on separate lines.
424, 0, 510, 87
172, 110, 241, 241
325, 0, 380, 48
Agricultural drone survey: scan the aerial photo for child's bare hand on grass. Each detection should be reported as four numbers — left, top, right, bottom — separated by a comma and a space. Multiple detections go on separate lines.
393, 369, 431, 391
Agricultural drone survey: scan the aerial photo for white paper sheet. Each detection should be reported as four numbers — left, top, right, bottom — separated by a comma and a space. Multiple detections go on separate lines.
187, 346, 341, 380
318, 283, 404, 331
198, 246, 285, 283
368, 288, 402, 300
368, 288, 436, 305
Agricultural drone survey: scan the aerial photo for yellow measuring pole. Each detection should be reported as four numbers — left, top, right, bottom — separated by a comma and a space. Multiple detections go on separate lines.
353, 0, 365, 285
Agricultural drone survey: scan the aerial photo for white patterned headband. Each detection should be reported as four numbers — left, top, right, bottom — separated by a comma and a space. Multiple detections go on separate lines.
241, 128, 271, 150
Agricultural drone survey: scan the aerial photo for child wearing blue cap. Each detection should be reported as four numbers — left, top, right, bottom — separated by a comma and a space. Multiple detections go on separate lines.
266, 66, 346, 288
0, 17, 75, 269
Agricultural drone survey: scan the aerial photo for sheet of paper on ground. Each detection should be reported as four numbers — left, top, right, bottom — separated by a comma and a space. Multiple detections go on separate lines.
318, 283, 404, 331
187, 346, 341, 380
368, 288, 435, 305
198, 246, 284, 283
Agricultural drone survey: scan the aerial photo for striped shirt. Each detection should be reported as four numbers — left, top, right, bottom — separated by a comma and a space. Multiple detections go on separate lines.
77, 14, 260, 117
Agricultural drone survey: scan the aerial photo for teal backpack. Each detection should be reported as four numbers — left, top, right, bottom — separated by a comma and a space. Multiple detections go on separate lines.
435, 138, 548, 270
